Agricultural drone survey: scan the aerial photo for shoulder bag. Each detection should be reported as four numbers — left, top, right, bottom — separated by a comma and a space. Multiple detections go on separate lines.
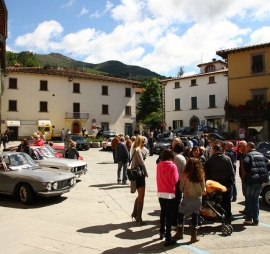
127, 151, 144, 181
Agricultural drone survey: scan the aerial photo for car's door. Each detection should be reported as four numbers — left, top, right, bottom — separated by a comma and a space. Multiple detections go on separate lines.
0, 170, 6, 192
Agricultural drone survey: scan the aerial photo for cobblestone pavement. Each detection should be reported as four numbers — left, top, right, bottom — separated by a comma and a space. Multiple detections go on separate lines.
0, 141, 270, 254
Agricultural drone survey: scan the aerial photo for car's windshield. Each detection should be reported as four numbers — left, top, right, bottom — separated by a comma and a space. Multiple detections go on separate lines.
160, 138, 171, 143
3, 153, 37, 170
257, 143, 270, 150
33, 147, 55, 159
71, 136, 85, 141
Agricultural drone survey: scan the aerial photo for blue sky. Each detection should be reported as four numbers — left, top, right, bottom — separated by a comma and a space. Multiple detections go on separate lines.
5, 0, 270, 77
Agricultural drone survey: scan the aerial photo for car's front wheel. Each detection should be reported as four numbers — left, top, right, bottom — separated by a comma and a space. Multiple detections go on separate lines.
262, 186, 270, 207
19, 184, 34, 205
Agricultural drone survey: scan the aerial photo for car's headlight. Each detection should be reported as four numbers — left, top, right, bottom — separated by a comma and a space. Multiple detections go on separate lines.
70, 177, 76, 186
52, 182, 58, 190
42, 182, 52, 191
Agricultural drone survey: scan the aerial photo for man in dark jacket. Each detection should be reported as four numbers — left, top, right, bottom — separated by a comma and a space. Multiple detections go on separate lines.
243, 142, 268, 225
115, 137, 129, 184
225, 142, 237, 202
205, 144, 235, 222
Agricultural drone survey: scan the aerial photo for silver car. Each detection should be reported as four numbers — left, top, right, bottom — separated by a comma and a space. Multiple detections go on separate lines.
29, 146, 87, 177
0, 152, 76, 205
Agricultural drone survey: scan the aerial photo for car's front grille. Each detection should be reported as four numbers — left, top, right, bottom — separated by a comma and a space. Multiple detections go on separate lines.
71, 165, 86, 173
58, 180, 70, 189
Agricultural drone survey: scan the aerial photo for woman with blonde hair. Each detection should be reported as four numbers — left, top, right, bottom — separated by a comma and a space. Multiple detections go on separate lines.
130, 135, 148, 225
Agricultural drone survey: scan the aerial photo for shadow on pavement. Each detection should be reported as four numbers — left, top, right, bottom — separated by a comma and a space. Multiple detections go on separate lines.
78, 222, 177, 253
89, 183, 130, 190
0, 194, 67, 209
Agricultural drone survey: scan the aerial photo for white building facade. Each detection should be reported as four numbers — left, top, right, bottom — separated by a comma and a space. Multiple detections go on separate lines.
1, 67, 140, 140
162, 60, 228, 133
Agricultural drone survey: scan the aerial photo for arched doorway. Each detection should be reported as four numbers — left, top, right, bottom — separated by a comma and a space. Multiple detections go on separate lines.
189, 116, 199, 129
72, 122, 80, 134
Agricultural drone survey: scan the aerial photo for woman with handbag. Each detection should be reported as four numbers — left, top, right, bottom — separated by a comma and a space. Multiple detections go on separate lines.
130, 135, 148, 225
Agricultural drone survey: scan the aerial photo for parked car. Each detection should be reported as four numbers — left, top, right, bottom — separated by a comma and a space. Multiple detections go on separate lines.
206, 133, 226, 140
256, 141, 270, 160
96, 130, 117, 139
102, 137, 113, 150
11, 146, 87, 177
261, 171, 270, 207
156, 130, 171, 141
0, 152, 76, 205
47, 144, 84, 160
173, 127, 196, 137
153, 138, 173, 154
68, 134, 89, 150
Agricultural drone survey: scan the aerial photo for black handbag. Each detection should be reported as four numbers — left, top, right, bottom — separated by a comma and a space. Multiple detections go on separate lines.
127, 151, 144, 181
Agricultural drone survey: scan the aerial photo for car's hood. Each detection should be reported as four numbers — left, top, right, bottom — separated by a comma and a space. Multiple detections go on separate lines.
155, 142, 170, 146
8, 167, 75, 182
257, 149, 270, 154
35, 158, 87, 168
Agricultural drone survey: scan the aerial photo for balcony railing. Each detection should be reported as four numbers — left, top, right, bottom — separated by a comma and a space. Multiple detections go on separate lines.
225, 108, 270, 121
65, 112, 89, 120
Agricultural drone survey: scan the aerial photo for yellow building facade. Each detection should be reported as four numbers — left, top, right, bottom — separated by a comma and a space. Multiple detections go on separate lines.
217, 42, 270, 141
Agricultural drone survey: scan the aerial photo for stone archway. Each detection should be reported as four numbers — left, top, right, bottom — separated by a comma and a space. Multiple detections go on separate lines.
189, 116, 200, 129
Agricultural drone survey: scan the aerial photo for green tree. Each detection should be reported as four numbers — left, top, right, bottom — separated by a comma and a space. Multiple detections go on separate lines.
17, 51, 39, 67
6, 51, 18, 66
136, 78, 162, 126
177, 66, 185, 77
6, 51, 40, 67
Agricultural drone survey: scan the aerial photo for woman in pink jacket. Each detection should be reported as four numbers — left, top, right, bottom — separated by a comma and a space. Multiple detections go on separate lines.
156, 149, 179, 247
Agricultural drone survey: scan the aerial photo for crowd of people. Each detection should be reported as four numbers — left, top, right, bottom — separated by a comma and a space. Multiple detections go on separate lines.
111, 130, 269, 247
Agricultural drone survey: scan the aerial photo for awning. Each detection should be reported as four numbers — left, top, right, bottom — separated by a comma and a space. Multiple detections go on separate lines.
38, 120, 51, 126
7, 120, 20, 127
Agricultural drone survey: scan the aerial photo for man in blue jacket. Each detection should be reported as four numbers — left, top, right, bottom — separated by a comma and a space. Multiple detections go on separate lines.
115, 137, 129, 185
243, 142, 269, 225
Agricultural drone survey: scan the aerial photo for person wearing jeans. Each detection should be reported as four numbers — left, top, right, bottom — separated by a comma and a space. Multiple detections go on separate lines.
243, 142, 268, 225
115, 137, 129, 184
156, 149, 179, 246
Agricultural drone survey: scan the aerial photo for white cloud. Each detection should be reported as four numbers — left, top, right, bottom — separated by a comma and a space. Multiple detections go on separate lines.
60, 0, 76, 8
90, 1, 114, 19
78, 7, 88, 17
249, 26, 270, 44
8, 0, 270, 75
14, 21, 64, 52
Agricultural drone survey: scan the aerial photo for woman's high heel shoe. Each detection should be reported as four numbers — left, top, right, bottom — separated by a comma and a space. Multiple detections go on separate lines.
131, 214, 138, 222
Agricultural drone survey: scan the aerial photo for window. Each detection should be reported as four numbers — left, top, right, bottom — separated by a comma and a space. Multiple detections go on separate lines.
9, 78, 17, 89
40, 80, 48, 91
102, 105, 109, 114
251, 88, 267, 102
251, 53, 264, 73
175, 98, 181, 110
102, 86, 108, 95
191, 79, 197, 86
209, 76, 215, 83
191, 97, 197, 109
9, 100, 17, 111
175, 82, 180, 88
125, 106, 131, 115
205, 65, 216, 73
40, 101, 48, 112
73, 103, 80, 118
73, 83, 80, 93
125, 88, 131, 97
173, 120, 183, 129
209, 95, 216, 108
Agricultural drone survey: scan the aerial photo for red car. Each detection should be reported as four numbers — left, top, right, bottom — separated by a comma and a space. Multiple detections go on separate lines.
49, 144, 84, 160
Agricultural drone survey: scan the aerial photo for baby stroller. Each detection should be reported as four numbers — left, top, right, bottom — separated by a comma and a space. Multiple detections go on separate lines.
198, 180, 233, 236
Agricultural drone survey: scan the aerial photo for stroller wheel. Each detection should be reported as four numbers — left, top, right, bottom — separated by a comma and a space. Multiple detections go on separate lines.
198, 216, 204, 226
221, 225, 229, 236
227, 224, 233, 235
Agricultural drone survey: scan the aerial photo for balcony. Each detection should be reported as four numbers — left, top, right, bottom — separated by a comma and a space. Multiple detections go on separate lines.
65, 112, 89, 120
